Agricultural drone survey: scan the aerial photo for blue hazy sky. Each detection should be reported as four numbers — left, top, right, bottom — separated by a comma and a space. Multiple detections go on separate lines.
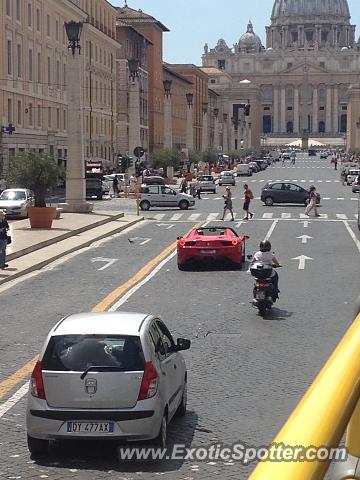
112, 0, 360, 64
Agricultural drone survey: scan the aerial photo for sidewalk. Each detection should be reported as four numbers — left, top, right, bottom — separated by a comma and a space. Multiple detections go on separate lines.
1, 211, 144, 285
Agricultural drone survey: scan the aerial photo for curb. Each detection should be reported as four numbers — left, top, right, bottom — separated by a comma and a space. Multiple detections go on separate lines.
7, 212, 125, 262
0, 217, 144, 286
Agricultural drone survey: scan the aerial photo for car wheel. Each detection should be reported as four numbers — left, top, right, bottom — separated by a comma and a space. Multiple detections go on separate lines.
264, 197, 274, 206
27, 435, 49, 455
154, 412, 167, 448
140, 200, 150, 211
176, 381, 187, 417
97, 194, 103, 200
177, 262, 186, 271
179, 200, 189, 210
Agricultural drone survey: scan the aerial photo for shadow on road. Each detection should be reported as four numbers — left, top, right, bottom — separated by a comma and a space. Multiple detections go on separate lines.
32, 411, 199, 473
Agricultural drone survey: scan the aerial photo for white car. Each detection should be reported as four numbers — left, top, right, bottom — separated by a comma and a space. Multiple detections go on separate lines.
26, 312, 190, 454
140, 185, 195, 210
0, 188, 35, 218
218, 171, 236, 186
347, 169, 360, 186
236, 164, 252, 177
104, 174, 125, 192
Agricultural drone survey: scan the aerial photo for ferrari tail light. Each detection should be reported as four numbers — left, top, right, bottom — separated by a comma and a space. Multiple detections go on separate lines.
30, 361, 46, 400
179, 239, 186, 247
232, 239, 239, 246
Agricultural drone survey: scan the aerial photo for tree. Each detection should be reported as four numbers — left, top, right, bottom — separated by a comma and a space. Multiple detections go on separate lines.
7, 152, 64, 207
200, 149, 218, 165
150, 148, 180, 170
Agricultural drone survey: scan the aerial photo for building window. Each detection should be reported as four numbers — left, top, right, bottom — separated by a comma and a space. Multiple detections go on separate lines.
17, 44, 22, 78
342, 106, 347, 111
287, 62, 293, 69
48, 107, 51, 128
29, 103, 33, 126
47, 57, 51, 83
46, 14, 50, 36
319, 121, 325, 133
287, 106, 293, 111
17, 100, 22, 124
287, 121, 294, 133
262, 115, 272, 133
6, 0, 11, 16
27, 3, 32, 26
264, 106, 270, 111
319, 106, 325, 111
16, 0, 21, 21
29, 49, 33, 81
7, 40, 12, 75
56, 108, 60, 129
305, 30, 314, 42
218, 59, 225, 69
210, 79, 216, 84
37, 104, 41, 127
37, 52, 41, 82
36, 9, 40, 31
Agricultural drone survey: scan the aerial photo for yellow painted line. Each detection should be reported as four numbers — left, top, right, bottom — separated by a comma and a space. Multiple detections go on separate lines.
0, 223, 201, 401
0, 356, 37, 400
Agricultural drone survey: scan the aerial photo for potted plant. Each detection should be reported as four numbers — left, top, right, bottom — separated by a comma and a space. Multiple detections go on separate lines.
7, 152, 64, 228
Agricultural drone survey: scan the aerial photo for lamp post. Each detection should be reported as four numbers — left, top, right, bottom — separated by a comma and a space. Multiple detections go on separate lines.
186, 92, 194, 151
60, 21, 92, 213
201, 102, 208, 151
163, 79, 173, 151
222, 113, 229, 154
128, 58, 140, 169
213, 108, 219, 151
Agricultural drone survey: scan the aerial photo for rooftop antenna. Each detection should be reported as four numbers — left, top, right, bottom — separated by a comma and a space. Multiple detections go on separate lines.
124, 0, 128, 6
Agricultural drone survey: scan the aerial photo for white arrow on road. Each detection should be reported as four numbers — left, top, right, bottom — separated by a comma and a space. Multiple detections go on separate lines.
156, 223, 175, 230
297, 235, 313, 244
128, 237, 152, 245
292, 255, 313, 270
91, 257, 118, 271
299, 220, 311, 228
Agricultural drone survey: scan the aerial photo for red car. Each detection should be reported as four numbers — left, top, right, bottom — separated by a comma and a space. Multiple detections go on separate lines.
177, 227, 249, 270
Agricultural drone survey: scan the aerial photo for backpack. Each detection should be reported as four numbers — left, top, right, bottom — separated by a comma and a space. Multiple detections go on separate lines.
247, 190, 254, 200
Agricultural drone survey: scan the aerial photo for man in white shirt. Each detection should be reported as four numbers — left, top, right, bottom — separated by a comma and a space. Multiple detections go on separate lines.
252, 240, 281, 299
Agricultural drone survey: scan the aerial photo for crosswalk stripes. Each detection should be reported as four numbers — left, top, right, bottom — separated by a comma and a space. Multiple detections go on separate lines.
281, 213, 291, 218
336, 214, 348, 220
149, 212, 358, 222
206, 213, 220, 221
170, 213, 184, 221
262, 213, 274, 219
318, 214, 329, 219
188, 213, 201, 221
153, 213, 166, 220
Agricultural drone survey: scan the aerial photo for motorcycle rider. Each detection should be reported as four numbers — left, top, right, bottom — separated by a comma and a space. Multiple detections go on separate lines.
251, 240, 281, 301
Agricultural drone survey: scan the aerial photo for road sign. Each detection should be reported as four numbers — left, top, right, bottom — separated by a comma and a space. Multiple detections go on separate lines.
133, 146, 144, 158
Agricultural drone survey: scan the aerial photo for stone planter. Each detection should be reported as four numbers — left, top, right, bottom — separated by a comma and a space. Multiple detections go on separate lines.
28, 206, 57, 229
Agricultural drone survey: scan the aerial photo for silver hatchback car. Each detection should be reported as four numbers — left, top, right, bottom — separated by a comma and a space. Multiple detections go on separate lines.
26, 312, 190, 455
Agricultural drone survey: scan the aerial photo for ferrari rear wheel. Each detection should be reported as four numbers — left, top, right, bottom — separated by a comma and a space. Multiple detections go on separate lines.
178, 263, 186, 271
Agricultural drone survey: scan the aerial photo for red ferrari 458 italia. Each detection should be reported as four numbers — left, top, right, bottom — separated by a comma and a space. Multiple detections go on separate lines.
177, 226, 249, 270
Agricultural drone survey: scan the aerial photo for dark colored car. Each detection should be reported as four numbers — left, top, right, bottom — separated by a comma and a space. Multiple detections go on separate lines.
142, 176, 166, 186
308, 149, 317, 156
255, 160, 267, 170
261, 182, 320, 206
86, 178, 103, 200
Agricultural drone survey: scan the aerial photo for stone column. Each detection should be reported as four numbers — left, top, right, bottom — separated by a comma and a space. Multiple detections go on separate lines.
348, 84, 360, 152
186, 103, 194, 150
222, 114, 229, 154
248, 122, 252, 149
213, 111, 219, 151
163, 93, 173, 149
293, 87, 299, 133
313, 87, 318, 133
60, 45, 92, 213
129, 74, 141, 163
201, 103, 208, 151
273, 86, 279, 133
230, 121, 236, 151
326, 86, 332, 133
333, 86, 339, 134
280, 86, 286, 133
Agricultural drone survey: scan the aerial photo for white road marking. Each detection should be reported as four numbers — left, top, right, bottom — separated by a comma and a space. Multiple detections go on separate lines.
0, 382, 29, 418
139, 238, 152, 246
300, 221, 311, 228
336, 214, 348, 220
264, 220, 278, 241
281, 213, 291, 219
262, 213, 274, 219
297, 235, 312, 244
326, 180, 332, 183
91, 257, 118, 271
322, 197, 331, 200
156, 223, 175, 229
336, 198, 345, 201
169, 213, 183, 221
318, 214, 328, 219
153, 213, 166, 220
299, 214, 308, 219
344, 221, 360, 253
189, 213, 201, 221
292, 255, 313, 270
352, 198, 358, 201
206, 213, 220, 221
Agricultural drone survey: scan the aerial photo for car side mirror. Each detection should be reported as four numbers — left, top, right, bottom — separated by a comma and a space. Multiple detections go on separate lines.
176, 338, 191, 351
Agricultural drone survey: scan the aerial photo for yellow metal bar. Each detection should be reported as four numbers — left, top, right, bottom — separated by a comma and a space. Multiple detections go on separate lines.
346, 398, 360, 457
249, 313, 360, 480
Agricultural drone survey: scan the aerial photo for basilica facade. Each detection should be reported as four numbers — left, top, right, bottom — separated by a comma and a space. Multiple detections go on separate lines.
202, 0, 360, 139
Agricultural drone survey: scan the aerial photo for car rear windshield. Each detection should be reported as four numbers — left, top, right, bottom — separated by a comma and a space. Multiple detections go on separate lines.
42, 335, 145, 372
199, 176, 213, 181
0, 191, 26, 200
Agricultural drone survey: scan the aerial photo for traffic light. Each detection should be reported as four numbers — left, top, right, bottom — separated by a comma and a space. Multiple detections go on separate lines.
135, 161, 143, 177
244, 103, 251, 116
117, 154, 123, 168
127, 156, 134, 168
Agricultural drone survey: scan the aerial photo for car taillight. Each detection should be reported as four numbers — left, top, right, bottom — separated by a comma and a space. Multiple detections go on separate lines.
231, 239, 239, 246
258, 282, 266, 289
30, 361, 46, 400
138, 362, 158, 400
179, 239, 186, 247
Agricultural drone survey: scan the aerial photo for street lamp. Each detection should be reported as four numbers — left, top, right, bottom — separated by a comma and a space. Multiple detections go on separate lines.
186, 92, 193, 106
64, 21, 83, 55
128, 58, 139, 79
163, 79, 172, 97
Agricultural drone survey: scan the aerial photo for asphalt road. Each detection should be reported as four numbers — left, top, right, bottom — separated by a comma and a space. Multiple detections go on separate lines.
0, 155, 359, 480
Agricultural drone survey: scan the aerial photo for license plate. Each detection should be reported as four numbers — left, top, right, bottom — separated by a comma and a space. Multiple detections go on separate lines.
200, 250, 217, 254
67, 422, 114, 433
256, 291, 266, 299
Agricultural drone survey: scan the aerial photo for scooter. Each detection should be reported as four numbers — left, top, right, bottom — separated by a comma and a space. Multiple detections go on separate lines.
248, 258, 282, 316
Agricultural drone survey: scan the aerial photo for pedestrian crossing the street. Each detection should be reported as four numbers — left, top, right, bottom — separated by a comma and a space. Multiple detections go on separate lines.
149, 212, 359, 222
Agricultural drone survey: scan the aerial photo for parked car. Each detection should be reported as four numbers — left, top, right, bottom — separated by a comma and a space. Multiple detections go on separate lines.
352, 175, 360, 193
254, 160, 267, 171
249, 162, 260, 173
0, 188, 35, 218
262, 156, 273, 166
140, 185, 195, 210
236, 164, 252, 177
261, 182, 320, 206
142, 176, 166, 186
218, 171, 236, 186
282, 151, 291, 160
347, 169, 360, 186
104, 174, 126, 192
86, 178, 103, 200
308, 149, 317, 156
319, 151, 328, 159
177, 226, 249, 270
197, 175, 216, 193
26, 312, 190, 454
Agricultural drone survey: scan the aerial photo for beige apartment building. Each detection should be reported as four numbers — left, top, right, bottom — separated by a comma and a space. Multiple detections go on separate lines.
0, 0, 118, 176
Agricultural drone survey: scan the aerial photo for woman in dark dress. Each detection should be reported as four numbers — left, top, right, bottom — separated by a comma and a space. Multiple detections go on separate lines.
0, 210, 9, 269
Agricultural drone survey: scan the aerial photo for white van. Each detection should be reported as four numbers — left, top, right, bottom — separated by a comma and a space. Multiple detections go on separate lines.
347, 169, 360, 185
236, 164, 252, 177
